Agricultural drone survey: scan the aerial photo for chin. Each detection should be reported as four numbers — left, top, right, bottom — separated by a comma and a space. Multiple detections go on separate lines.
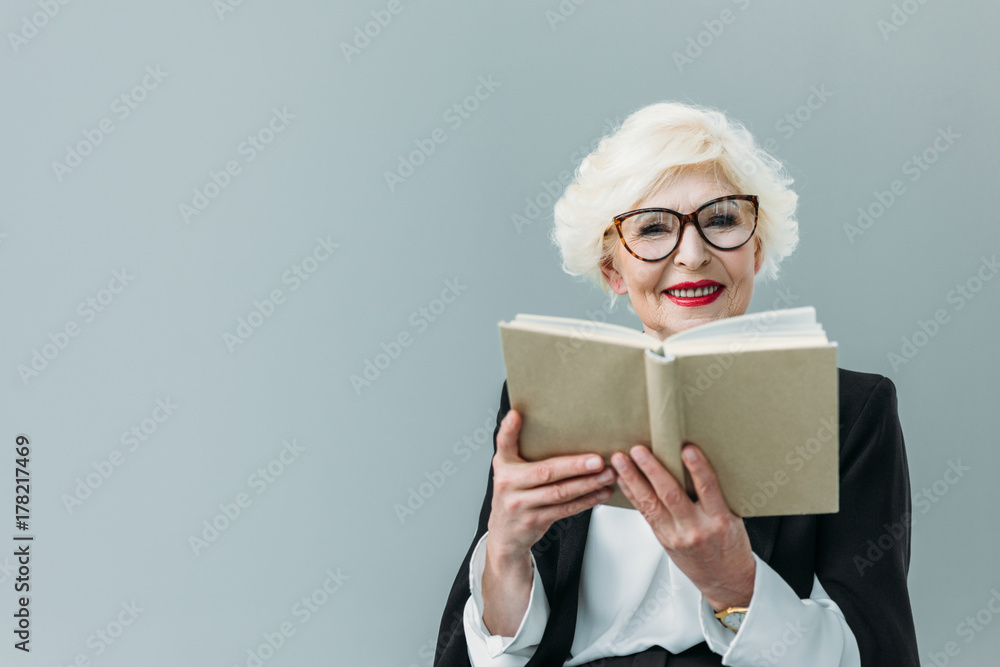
662, 310, 728, 335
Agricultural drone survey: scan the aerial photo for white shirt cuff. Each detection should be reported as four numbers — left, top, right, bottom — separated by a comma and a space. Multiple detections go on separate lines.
463, 532, 550, 664
698, 553, 861, 666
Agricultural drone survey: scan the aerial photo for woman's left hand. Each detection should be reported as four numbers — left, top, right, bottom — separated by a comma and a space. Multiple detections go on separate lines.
611, 443, 756, 612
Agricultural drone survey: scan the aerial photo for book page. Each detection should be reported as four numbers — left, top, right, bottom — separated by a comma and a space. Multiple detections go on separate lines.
663, 305, 819, 340
505, 314, 659, 350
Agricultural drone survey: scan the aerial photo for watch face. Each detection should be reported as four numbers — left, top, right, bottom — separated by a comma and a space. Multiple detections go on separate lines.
723, 612, 746, 630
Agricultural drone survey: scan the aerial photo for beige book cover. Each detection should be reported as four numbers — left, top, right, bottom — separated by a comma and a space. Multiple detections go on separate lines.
498, 307, 839, 517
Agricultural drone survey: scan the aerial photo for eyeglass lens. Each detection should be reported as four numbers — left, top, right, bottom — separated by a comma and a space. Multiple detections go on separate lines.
619, 199, 756, 260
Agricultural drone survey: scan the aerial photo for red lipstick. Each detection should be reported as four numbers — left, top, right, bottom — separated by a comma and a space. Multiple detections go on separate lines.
666, 279, 722, 290
664, 280, 724, 307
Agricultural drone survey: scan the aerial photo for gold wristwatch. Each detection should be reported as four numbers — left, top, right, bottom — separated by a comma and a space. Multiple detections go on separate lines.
714, 606, 749, 631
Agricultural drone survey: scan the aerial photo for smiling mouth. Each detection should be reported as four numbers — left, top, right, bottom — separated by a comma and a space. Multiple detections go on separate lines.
665, 285, 722, 298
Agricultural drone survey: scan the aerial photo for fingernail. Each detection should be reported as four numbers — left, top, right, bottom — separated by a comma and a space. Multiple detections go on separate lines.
631, 446, 649, 462
598, 469, 614, 482
585, 456, 602, 471
683, 447, 697, 463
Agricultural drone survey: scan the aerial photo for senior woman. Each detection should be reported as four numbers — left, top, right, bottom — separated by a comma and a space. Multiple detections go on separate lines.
434, 102, 919, 666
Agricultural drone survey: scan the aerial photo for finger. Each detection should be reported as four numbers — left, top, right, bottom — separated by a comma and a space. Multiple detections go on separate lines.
628, 445, 696, 522
519, 466, 616, 509
682, 444, 730, 516
494, 411, 606, 487
533, 485, 614, 526
611, 450, 670, 521
517, 452, 607, 489
494, 410, 524, 463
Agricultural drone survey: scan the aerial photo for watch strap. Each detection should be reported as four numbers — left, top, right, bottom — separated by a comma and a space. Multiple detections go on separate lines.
714, 605, 749, 631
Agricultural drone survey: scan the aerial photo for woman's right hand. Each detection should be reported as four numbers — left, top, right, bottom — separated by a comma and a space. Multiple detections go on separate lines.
480, 408, 616, 636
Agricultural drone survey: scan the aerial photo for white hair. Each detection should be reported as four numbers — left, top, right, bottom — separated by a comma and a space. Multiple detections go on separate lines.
550, 101, 799, 307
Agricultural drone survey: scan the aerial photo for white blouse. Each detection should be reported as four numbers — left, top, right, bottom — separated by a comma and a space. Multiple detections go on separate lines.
463, 503, 861, 666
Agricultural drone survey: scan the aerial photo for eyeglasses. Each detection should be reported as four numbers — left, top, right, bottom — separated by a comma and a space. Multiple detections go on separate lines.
609, 195, 759, 262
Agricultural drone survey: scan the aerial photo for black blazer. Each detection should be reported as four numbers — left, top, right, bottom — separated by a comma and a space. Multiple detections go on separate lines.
434, 368, 919, 666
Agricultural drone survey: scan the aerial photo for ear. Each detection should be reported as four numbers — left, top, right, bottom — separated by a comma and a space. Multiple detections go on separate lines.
753, 237, 763, 276
600, 256, 629, 295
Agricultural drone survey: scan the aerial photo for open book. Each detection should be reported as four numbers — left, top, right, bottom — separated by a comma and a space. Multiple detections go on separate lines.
498, 307, 838, 517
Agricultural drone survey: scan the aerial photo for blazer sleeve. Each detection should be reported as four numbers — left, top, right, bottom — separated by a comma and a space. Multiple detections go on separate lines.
434, 380, 511, 667
815, 375, 919, 665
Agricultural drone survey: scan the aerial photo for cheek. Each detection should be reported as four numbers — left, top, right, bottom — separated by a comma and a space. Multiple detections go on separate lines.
723, 283, 747, 312
725, 255, 756, 307
729, 255, 754, 306
628, 263, 663, 290
728, 250, 757, 282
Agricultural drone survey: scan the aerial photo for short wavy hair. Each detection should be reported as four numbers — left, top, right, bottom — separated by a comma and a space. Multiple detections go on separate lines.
550, 101, 799, 307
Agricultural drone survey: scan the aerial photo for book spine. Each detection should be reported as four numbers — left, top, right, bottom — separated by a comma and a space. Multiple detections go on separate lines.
643, 350, 687, 496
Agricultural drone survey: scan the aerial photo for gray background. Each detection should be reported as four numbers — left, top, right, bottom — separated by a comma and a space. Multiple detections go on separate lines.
1, 1, 997, 665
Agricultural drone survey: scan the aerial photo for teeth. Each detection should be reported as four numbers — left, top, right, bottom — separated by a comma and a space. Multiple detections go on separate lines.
667, 285, 721, 298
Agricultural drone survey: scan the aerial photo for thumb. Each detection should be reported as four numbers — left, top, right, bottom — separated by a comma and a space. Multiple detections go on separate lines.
495, 409, 523, 463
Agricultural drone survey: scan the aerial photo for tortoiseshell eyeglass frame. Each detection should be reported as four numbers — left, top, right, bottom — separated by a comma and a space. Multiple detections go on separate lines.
608, 194, 759, 262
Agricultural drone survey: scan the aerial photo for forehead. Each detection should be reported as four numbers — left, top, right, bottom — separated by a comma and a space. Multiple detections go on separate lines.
639, 168, 736, 213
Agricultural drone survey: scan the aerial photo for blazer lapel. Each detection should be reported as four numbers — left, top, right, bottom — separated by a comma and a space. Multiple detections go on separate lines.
525, 509, 592, 666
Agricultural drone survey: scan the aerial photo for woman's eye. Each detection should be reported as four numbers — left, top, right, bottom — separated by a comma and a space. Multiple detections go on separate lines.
706, 214, 738, 228
638, 224, 670, 235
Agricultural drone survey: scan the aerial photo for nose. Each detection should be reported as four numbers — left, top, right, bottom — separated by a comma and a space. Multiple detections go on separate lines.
672, 220, 711, 269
